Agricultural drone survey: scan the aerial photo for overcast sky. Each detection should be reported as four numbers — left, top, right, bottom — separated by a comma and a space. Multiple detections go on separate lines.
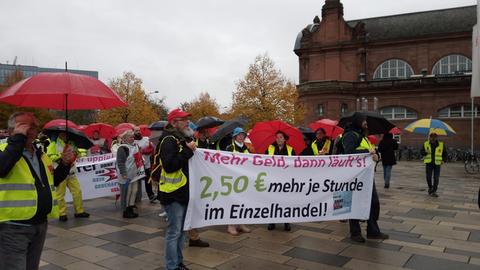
0, 0, 476, 110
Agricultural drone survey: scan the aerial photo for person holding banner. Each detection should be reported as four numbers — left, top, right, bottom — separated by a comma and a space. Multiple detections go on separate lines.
116, 130, 145, 219
47, 132, 90, 222
133, 126, 156, 203
225, 127, 251, 236
158, 108, 196, 270
0, 112, 75, 270
266, 131, 296, 232
342, 112, 388, 243
311, 128, 332, 155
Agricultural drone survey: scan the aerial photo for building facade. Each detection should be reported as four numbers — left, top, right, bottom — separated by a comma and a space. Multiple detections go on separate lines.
0, 63, 98, 86
295, 0, 479, 149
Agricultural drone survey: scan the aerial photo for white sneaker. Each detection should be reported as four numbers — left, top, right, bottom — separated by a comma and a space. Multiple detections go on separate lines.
158, 211, 167, 217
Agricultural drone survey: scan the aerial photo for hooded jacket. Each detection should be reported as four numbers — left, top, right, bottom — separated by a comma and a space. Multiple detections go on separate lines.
342, 113, 368, 154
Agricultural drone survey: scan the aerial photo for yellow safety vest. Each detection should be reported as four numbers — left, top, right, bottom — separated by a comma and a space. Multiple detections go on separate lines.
231, 143, 249, 153
158, 136, 188, 193
424, 141, 444, 165
311, 139, 331, 155
0, 144, 59, 222
268, 144, 293, 156
356, 137, 374, 152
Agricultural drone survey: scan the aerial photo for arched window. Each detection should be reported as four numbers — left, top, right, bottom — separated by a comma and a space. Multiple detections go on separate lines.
380, 106, 418, 120
432, 54, 472, 75
373, 59, 414, 80
438, 104, 479, 118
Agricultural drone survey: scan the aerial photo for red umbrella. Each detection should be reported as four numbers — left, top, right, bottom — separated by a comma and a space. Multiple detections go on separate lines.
84, 123, 116, 139
0, 72, 127, 134
0, 72, 127, 110
368, 135, 378, 145
139, 124, 152, 137
78, 125, 88, 132
44, 119, 79, 130
390, 127, 401, 135
309, 119, 344, 139
249, 120, 306, 154
115, 123, 135, 137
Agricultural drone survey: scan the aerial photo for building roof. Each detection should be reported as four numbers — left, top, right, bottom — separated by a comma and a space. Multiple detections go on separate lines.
295, 5, 477, 50
347, 5, 476, 41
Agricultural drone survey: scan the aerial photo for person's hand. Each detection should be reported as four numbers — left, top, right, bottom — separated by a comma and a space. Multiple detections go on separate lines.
186, 141, 197, 151
61, 145, 76, 166
372, 153, 379, 162
13, 122, 30, 136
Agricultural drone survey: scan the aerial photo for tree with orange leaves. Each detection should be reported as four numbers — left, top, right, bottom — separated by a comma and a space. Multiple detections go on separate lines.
230, 54, 303, 127
180, 92, 221, 122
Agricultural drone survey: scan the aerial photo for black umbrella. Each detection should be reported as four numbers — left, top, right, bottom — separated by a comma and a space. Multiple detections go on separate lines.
210, 116, 249, 142
196, 116, 224, 130
44, 126, 93, 149
338, 111, 395, 135
297, 126, 315, 140
149, 120, 168, 131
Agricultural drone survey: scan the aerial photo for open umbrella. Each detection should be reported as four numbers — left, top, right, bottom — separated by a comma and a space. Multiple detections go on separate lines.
84, 123, 116, 139
77, 125, 88, 132
115, 123, 136, 137
139, 124, 152, 137
0, 72, 127, 110
196, 116, 224, 130
309, 119, 344, 138
249, 120, 306, 154
390, 127, 401, 135
44, 119, 79, 130
44, 126, 93, 149
149, 120, 168, 131
298, 126, 315, 141
339, 111, 395, 135
210, 116, 249, 142
0, 72, 127, 137
405, 118, 456, 136
367, 135, 378, 145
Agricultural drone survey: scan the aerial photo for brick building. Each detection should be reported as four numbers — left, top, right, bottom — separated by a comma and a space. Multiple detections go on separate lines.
294, 0, 479, 149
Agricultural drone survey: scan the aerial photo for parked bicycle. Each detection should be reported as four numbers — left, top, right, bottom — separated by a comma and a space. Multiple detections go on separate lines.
465, 152, 480, 174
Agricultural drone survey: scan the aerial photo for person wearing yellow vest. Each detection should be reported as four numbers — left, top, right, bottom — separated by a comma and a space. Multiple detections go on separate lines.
311, 128, 332, 155
0, 112, 75, 270
420, 133, 447, 197
266, 131, 296, 232
46, 132, 90, 222
342, 112, 388, 243
159, 108, 196, 270
225, 127, 251, 235
179, 128, 212, 248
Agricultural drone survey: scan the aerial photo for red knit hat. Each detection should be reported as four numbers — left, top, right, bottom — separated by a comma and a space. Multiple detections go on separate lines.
167, 108, 191, 123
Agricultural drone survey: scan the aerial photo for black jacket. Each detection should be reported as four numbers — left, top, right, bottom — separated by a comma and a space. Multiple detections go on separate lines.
157, 126, 194, 206
0, 134, 71, 224
378, 136, 398, 166
264, 142, 296, 156
225, 141, 249, 153
342, 126, 368, 154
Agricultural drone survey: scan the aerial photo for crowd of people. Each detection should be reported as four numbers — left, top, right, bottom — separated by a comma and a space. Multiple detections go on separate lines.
0, 109, 451, 270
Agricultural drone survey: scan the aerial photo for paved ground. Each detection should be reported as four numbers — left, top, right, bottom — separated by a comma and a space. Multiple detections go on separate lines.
39, 161, 480, 270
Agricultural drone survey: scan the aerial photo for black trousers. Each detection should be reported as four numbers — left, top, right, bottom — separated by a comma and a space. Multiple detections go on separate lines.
144, 168, 154, 197
425, 164, 441, 193
0, 222, 47, 270
349, 183, 381, 236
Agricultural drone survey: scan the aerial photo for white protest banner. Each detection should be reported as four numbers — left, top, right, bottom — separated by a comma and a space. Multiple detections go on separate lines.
65, 153, 120, 202
184, 149, 374, 230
